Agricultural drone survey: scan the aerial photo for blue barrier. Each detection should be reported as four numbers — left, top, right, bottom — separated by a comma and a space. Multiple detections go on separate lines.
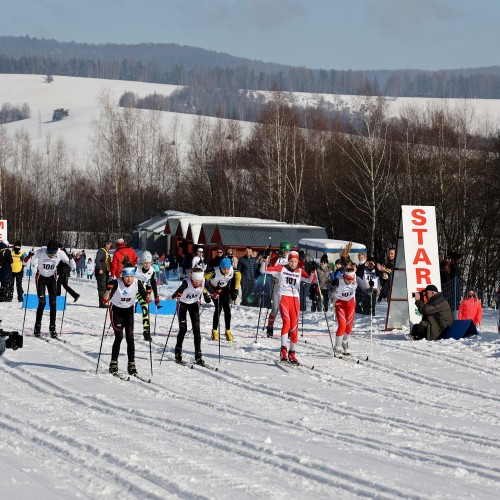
135, 299, 177, 315
442, 319, 478, 340
23, 294, 66, 311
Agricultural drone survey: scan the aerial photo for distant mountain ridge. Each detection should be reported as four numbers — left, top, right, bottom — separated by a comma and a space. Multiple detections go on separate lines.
0, 36, 499, 98
0, 35, 290, 73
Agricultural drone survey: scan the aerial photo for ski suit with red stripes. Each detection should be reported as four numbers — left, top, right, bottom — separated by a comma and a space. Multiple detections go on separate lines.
334, 276, 371, 337
263, 263, 315, 343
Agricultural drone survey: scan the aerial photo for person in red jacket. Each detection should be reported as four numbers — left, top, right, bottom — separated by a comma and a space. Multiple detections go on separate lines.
261, 251, 316, 364
111, 238, 139, 279
458, 290, 482, 328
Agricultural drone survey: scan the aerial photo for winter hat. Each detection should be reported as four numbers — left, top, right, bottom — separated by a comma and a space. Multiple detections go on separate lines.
141, 251, 152, 263
279, 240, 291, 252
191, 271, 204, 282
288, 251, 299, 260
344, 268, 356, 279
121, 267, 136, 277
46, 240, 59, 255
116, 238, 125, 245
14, 240, 21, 248
196, 247, 204, 253
320, 254, 329, 263
425, 284, 439, 293
220, 257, 231, 269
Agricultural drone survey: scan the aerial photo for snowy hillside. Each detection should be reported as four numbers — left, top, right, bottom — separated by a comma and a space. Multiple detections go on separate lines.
2, 74, 500, 166
1, 273, 499, 499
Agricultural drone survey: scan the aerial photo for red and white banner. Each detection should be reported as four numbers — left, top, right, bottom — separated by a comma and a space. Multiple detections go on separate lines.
385, 206, 441, 329
0, 219, 7, 243
401, 206, 441, 324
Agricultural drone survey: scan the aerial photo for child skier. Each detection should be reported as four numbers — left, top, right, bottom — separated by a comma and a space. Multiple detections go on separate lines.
103, 266, 152, 376
33, 240, 76, 338
171, 267, 208, 366
204, 257, 241, 342
331, 267, 373, 357
86, 258, 94, 279
265, 240, 291, 337
135, 251, 161, 341
262, 251, 316, 364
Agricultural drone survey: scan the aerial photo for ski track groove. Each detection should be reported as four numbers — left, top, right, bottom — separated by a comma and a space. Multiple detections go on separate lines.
29, 325, 500, 452
0, 412, 189, 500
297, 336, 500, 405
2, 352, 422, 499
245, 341, 500, 421
13, 309, 500, 496
0, 361, 287, 500
375, 338, 499, 377
57, 338, 500, 481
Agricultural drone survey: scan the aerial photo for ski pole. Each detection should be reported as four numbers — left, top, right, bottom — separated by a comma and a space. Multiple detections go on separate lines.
21, 248, 34, 336
255, 272, 268, 342
316, 271, 335, 355
159, 299, 178, 365
58, 279, 69, 336
370, 285, 374, 359
146, 300, 153, 376
95, 305, 109, 374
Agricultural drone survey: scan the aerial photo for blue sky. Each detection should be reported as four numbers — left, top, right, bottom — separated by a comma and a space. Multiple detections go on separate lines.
1, 0, 498, 70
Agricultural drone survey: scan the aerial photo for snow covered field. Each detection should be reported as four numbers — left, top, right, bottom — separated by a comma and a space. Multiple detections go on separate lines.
1, 274, 499, 499
2, 74, 500, 167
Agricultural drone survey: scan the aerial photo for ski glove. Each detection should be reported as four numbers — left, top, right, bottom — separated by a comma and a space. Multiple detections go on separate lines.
211, 293, 219, 300
172, 292, 182, 300
231, 292, 238, 301
204, 294, 212, 304
264, 248, 271, 257
154, 296, 161, 305
107, 279, 117, 290
310, 261, 318, 270
146, 294, 153, 304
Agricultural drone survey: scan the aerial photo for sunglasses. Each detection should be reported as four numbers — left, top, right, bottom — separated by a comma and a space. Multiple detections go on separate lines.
217, 251, 223, 254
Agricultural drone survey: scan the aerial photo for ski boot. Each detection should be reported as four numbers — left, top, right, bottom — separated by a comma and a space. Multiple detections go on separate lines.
194, 352, 205, 366
342, 340, 350, 356
109, 359, 118, 374
143, 329, 152, 342
288, 350, 299, 365
211, 329, 219, 341
280, 346, 288, 362
34, 324, 41, 338
174, 347, 183, 364
127, 361, 138, 376
333, 347, 343, 358
266, 325, 274, 338
225, 329, 233, 342
74, 293, 80, 303
49, 325, 58, 339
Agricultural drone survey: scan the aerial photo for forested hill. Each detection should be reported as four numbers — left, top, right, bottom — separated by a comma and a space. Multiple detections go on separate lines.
1, 36, 500, 98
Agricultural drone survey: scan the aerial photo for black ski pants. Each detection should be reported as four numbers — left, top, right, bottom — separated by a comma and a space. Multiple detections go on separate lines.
212, 286, 231, 330
56, 273, 78, 300
96, 271, 108, 307
110, 305, 135, 362
176, 302, 201, 355
10, 270, 24, 301
36, 274, 57, 329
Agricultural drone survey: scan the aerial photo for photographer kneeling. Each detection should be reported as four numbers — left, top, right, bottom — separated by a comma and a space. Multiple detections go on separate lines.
411, 285, 452, 341
0, 321, 23, 356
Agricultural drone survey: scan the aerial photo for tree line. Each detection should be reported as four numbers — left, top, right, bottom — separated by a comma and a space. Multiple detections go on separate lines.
1, 52, 500, 98
0, 92, 498, 300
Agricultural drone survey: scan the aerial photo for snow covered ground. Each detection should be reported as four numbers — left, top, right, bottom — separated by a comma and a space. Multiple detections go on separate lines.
2, 74, 500, 168
1, 273, 499, 499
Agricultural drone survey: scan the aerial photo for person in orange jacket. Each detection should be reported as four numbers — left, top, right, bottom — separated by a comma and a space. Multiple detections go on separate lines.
458, 290, 482, 328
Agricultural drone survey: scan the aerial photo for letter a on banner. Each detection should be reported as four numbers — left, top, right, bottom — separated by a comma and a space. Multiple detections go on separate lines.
385, 206, 441, 330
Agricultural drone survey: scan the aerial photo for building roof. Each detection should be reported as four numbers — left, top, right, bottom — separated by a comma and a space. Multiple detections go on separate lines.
211, 223, 328, 248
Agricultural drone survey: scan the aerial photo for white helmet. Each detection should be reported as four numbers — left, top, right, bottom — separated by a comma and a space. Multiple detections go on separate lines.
141, 250, 152, 263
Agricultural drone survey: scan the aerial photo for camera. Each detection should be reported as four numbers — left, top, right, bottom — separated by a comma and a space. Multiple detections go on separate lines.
411, 291, 426, 298
0, 321, 24, 356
